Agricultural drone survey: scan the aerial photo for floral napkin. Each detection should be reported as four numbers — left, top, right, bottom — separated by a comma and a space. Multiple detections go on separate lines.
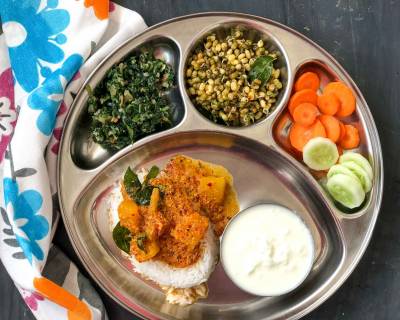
0, 1, 146, 319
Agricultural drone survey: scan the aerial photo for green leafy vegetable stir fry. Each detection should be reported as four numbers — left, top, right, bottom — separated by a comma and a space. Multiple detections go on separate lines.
87, 50, 175, 150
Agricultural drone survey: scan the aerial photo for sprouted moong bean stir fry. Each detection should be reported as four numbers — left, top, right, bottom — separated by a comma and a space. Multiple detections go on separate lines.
186, 28, 283, 126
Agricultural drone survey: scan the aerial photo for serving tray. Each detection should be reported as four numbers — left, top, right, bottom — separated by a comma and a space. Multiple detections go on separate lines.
57, 13, 383, 320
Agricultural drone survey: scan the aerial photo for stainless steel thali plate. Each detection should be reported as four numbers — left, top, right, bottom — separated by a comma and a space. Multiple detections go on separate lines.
57, 13, 383, 320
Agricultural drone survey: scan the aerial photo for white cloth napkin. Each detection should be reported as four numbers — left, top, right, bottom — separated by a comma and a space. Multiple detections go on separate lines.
0, 1, 146, 319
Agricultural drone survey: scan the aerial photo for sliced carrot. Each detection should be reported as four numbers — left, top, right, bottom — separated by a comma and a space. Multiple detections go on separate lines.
324, 81, 356, 117
319, 114, 341, 143
317, 92, 340, 115
288, 89, 318, 116
289, 124, 311, 152
312, 119, 327, 138
289, 119, 326, 152
339, 124, 360, 149
293, 102, 319, 126
294, 72, 320, 92
337, 145, 344, 156
339, 121, 346, 141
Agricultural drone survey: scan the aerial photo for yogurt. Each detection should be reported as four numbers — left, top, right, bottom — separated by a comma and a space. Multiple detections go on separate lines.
221, 204, 314, 296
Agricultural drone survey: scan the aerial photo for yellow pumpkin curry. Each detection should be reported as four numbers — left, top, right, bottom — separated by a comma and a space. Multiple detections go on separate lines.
117, 155, 239, 268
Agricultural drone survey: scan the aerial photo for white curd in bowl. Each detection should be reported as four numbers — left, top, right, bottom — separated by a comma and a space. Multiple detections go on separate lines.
221, 204, 314, 296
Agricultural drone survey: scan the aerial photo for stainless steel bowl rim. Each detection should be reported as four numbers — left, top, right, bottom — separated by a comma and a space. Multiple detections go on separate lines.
219, 203, 316, 297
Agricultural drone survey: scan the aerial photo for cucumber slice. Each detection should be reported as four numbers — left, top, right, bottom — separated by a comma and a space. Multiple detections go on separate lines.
327, 164, 359, 181
339, 153, 373, 180
327, 173, 365, 209
303, 137, 339, 171
341, 161, 372, 192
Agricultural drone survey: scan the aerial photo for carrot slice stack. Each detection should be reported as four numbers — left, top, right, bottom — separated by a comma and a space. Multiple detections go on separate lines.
285, 75, 359, 159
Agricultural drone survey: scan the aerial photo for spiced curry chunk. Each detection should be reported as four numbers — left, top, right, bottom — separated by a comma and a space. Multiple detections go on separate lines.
110, 155, 239, 305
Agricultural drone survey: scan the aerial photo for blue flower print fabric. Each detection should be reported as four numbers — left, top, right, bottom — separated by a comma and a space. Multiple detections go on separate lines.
0, 0, 147, 319
28, 54, 83, 135
1, 0, 69, 92
3, 177, 49, 263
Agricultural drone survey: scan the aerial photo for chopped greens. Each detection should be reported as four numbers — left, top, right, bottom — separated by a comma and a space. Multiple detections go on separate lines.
123, 165, 160, 205
112, 222, 132, 254
248, 55, 276, 86
87, 50, 175, 150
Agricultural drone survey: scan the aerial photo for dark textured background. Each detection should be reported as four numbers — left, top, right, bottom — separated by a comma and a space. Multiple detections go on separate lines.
1, 0, 399, 319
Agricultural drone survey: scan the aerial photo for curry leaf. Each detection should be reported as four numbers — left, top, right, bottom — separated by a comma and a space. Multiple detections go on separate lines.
136, 233, 147, 251
112, 222, 132, 254
248, 55, 276, 86
123, 167, 141, 199
135, 186, 153, 206
144, 166, 160, 184
123, 166, 160, 205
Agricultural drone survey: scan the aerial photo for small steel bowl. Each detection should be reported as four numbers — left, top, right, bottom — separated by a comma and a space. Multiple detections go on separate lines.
220, 203, 316, 297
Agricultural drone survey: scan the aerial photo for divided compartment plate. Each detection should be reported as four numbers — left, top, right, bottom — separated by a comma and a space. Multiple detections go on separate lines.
58, 13, 383, 320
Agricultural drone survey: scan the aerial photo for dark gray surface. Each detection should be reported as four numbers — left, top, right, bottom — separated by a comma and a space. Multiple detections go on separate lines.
1, 0, 399, 319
